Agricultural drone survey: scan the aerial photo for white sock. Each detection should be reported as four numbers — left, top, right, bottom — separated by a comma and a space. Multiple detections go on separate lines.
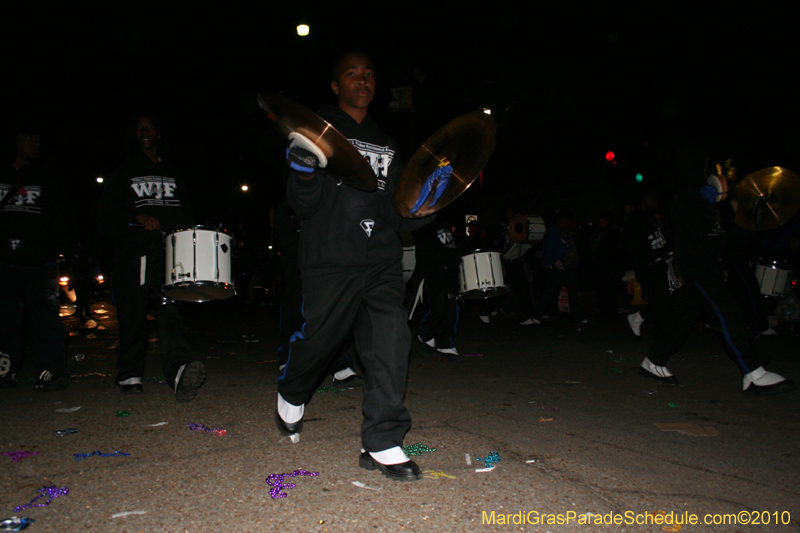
277, 393, 304, 424
364, 446, 410, 465
333, 367, 356, 381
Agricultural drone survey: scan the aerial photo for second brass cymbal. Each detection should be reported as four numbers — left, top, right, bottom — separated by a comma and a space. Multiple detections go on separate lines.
734, 166, 800, 231
394, 111, 496, 218
257, 92, 377, 191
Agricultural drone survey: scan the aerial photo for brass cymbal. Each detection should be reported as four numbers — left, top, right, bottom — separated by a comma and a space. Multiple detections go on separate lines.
734, 167, 800, 231
257, 92, 377, 191
508, 213, 529, 243
394, 111, 496, 218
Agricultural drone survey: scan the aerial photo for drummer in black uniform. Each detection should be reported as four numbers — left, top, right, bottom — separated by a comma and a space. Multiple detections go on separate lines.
97, 113, 206, 400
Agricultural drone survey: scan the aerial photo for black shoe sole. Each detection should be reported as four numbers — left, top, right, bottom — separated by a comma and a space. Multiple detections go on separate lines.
359, 452, 422, 482
274, 409, 303, 436
33, 378, 69, 392
638, 367, 679, 386
175, 361, 206, 403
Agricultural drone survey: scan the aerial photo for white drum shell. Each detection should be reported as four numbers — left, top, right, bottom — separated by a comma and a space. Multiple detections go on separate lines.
402, 245, 416, 283
458, 250, 508, 299
755, 261, 793, 298
165, 226, 235, 302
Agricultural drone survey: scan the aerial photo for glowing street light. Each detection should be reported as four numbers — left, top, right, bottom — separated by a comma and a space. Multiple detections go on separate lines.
297, 24, 309, 36
482, 108, 491, 115
241, 185, 249, 192
96, 176, 104, 183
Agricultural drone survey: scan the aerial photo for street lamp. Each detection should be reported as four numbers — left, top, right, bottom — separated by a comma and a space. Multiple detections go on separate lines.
241, 185, 249, 192
297, 24, 309, 36
96, 176, 103, 184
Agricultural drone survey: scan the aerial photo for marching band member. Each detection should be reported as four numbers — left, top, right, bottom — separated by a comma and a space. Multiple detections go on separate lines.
97, 114, 205, 400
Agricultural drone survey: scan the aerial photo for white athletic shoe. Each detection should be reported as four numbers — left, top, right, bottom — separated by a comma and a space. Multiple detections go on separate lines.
638, 357, 678, 386
627, 312, 644, 338
743, 367, 795, 395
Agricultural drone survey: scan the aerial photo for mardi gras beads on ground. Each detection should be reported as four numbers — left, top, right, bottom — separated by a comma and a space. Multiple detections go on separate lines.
74, 450, 130, 461
403, 443, 437, 456
316, 386, 345, 394
188, 423, 226, 436
0, 516, 34, 531
475, 451, 501, 468
1, 451, 39, 463
265, 470, 319, 499
13, 486, 69, 513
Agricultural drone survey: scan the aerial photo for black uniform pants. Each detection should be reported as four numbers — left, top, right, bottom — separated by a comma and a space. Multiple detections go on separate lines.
533, 267, 583, 322
0, 263, 67, 377
637, 261, 673, 332
649, 278, 769, 374
112, 252, 193, 383
506, 259, 533, 321
277, 261, 412, 453
277, 252, 354, 374
418, 282, 459, 349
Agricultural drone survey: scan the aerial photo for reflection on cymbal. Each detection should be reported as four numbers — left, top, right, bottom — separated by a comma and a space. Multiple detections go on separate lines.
257, 92, 377, 191
734, 167, 800, 231
394, 111, 496, 218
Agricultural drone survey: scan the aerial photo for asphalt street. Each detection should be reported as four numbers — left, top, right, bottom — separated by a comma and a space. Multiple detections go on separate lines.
1, 295, 798, 533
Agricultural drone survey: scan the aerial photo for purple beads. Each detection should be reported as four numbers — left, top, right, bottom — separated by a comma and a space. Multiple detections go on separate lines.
265, 469, 319, 499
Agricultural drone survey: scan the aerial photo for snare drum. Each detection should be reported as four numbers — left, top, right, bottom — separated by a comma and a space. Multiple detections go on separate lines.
755, 261, 794, 298
458, 250, 508, 299
164, 226, 235, 302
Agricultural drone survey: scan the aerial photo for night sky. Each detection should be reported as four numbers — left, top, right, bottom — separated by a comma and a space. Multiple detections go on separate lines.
7, 4, 799, 236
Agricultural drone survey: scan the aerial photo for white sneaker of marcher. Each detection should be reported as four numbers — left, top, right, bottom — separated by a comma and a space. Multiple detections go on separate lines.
437, 347, 458, 356
333, 367, 357, 381
760, 328, 778, 336
418, 336, 436, 348
520, 318, 541, 325
479, 316, 490, 324
627, 312, 643, 336
743, 366, 786, 390
641, 357, 673, 378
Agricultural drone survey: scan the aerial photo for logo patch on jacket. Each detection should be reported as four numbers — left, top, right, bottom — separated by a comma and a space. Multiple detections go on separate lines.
131, 176, 181, 208
360, 219, 374, 237
349, 140, 394, 187
9, 238, 21, 250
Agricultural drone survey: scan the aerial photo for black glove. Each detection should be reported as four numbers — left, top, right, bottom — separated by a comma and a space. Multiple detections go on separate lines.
286, 146, 320, 175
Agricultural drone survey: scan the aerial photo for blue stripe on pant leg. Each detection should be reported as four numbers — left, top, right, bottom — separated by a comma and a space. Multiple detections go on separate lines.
693, 282, 751, 373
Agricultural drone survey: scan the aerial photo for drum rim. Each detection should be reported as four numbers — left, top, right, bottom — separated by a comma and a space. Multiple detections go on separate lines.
459, 287, 509, 300
166, 225, 233, 236
164, 280, 235, 289
757, 260, 793, 270
461, 249, 501, 257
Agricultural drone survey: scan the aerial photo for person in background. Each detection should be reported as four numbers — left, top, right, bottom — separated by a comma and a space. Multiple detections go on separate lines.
0, 124, 78, 391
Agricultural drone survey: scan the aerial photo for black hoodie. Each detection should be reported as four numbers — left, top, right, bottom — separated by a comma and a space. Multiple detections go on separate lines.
1, 162, 78, 266
97, 148, 193, 260
288, 106, 430, 274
